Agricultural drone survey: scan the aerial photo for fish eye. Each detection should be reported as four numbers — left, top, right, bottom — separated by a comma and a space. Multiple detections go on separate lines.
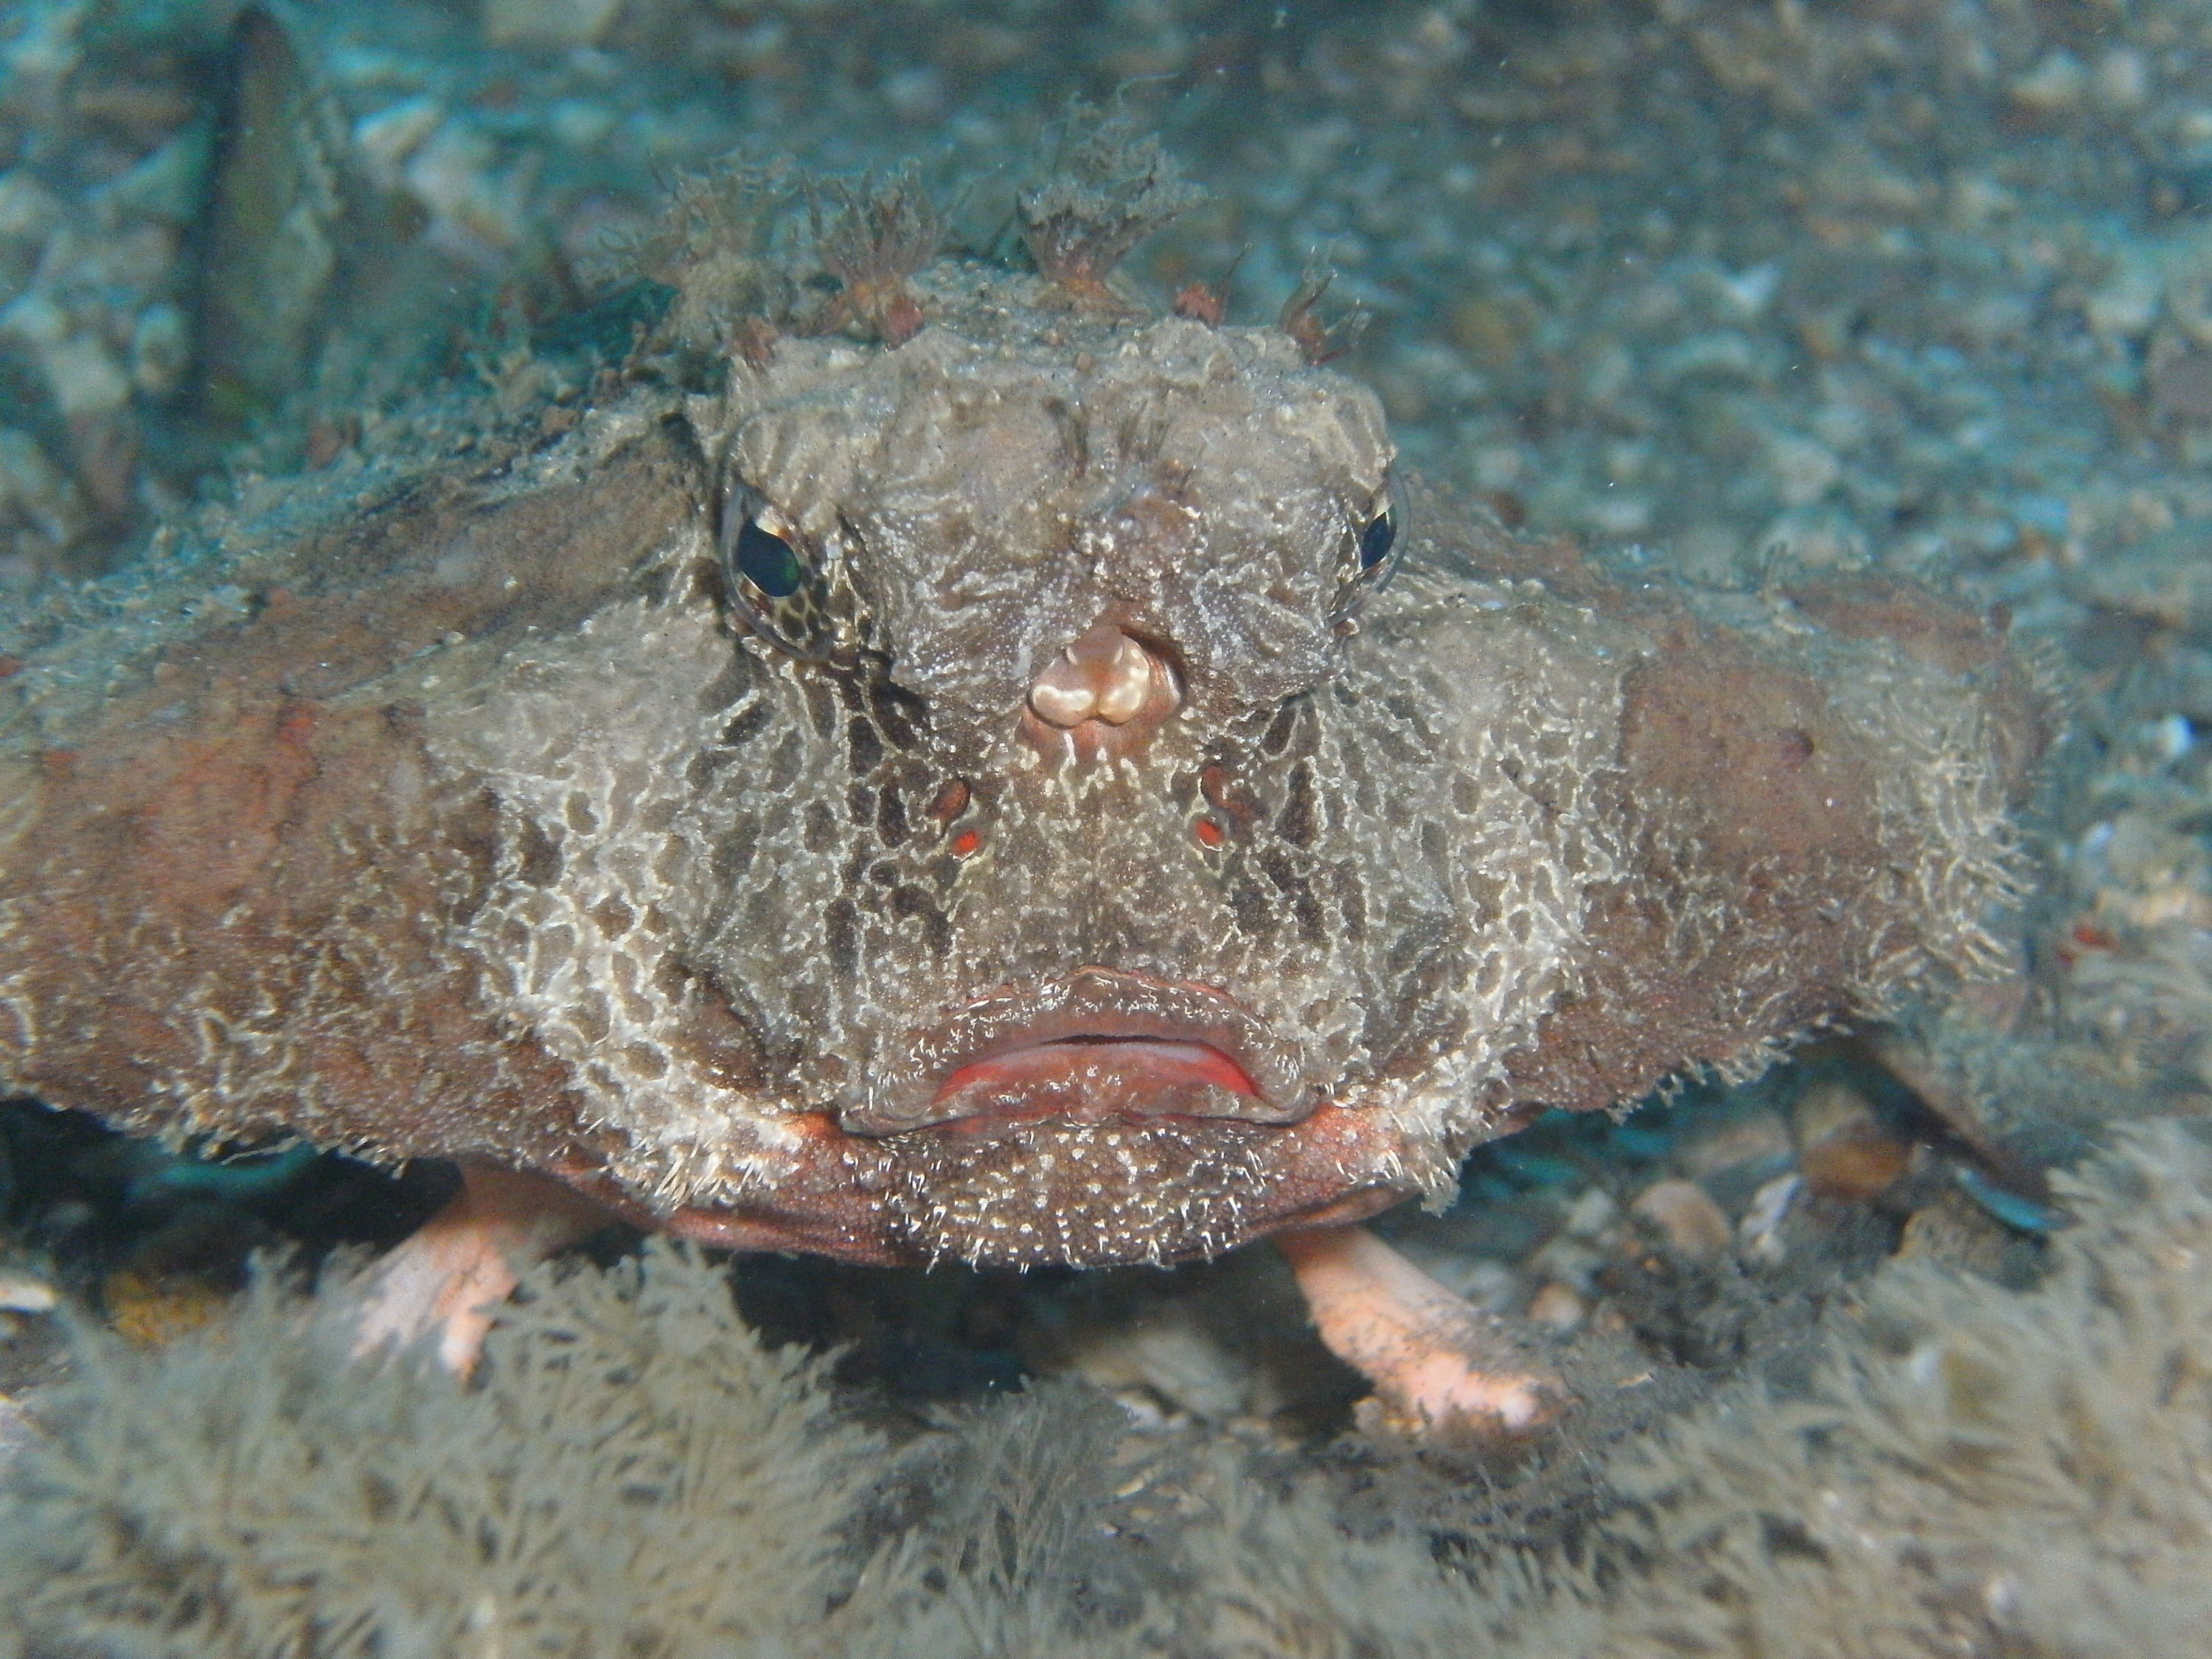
734, 515, 804, 599
1337, 491, 1402, 612
718, 483, 862, 662
1357, 504, 1397, 572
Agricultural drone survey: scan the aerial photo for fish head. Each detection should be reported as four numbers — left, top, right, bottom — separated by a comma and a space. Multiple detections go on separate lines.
574, 270, 1525, 1265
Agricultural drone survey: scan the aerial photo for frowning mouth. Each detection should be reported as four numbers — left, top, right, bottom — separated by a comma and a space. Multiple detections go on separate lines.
653, 968, 1415, 1269
929, 1032, 1264, 1131
844, 967, 1313, 1135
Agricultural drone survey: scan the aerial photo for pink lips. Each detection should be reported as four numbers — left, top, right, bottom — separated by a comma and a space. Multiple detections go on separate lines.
929, 1035, 1283, 1141
931, 1034, 1262, 1132
846, 967, 1312, 1135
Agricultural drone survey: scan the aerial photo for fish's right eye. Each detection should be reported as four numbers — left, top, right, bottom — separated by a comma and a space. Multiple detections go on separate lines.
734, 514, 804, 598
719, 483, 866, 665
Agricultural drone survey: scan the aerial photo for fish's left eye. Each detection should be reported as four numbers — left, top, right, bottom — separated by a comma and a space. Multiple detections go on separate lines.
1338, 492, 1402, 609
1357, 504, 1396, 572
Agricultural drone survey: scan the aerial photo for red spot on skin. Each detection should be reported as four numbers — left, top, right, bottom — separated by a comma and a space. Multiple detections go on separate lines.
1194, 817, 1225, 848
2058, 917, 2119, 966
928, 779, 970, 823
1199, 763, 1259, 827
0, 655, 21, 678
950, 827, 981, 858
38, 748, 76, 780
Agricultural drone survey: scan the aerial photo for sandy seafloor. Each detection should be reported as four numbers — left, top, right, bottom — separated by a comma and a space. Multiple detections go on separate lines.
4, 0, 2212, 1654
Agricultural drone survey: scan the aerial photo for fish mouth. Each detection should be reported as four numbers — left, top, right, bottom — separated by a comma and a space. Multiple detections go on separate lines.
844, 967, 1312, 1135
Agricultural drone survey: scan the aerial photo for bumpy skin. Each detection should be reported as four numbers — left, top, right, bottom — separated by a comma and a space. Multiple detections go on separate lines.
0, 260, 2048, 1270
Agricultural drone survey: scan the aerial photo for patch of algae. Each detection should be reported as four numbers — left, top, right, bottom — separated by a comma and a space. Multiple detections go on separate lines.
8, 1121, 2212, 1658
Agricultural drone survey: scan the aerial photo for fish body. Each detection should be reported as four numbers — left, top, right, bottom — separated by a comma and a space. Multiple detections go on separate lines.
0, 256, 2048, 1273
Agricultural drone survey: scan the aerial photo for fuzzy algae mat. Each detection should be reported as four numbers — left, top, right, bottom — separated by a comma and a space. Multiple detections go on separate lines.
4, 1121, 2208, 1658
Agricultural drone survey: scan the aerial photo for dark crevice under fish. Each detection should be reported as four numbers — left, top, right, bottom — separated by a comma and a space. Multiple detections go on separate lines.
0, 159, 2052, 1432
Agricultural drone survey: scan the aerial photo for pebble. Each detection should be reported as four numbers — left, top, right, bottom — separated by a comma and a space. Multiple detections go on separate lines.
548, 97, 616, 151
1527, 1235, 1605, 1293
0, 1269, 57, 1315
130, 302, 189, 399
2154, 349, 2212, 428
0, 425, 87, 554
1797, 1108, 1914, 1203
1946, 173, 2018, 227
1586, 493, 1652, 538
1709, 262, 1781, 320
1677, 1110, 1793, 1180
1526, 1281, 1586, 1331
1654, 330, 1762, 383
2067, 526, 2212, 639
1, 292, 132, 419
102, 1270, 230, 1347
1896, 1189, 2015, 1279
1812, 145, 1932, 216
1398, 1242, 1525, 1312
406, 122, 531, 263
2162, 249, 2212, 354
1449, 1258, 1523, 1315
1791, 1078, 1878, 1148
0, 1394, 32, 1462
2175, 107, 2212, 150
2144, 714, 2195, 765
2008, 50, 2087, 116
2093, 47, 2152, 112
0, 171, 60, 251
1767, 433, 1843, 507
1058, 1302, 1250, 1425
1758, 508, 1868, 571
1738, 1174, 1803, 1265
1630, 1179, 1733, 1261
481, 0, 625, 50
1560, 1185, 1618, 1239
1, 3, 82, 100
353, 95, 445, 189
95, 129, 209, 226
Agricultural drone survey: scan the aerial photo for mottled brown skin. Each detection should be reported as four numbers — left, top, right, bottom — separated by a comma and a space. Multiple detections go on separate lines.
0, 248, 2048, 1422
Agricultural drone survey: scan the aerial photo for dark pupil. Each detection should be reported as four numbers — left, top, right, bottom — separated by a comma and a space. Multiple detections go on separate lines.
736, 518, 804, 598
1358, 509, 1396, 571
